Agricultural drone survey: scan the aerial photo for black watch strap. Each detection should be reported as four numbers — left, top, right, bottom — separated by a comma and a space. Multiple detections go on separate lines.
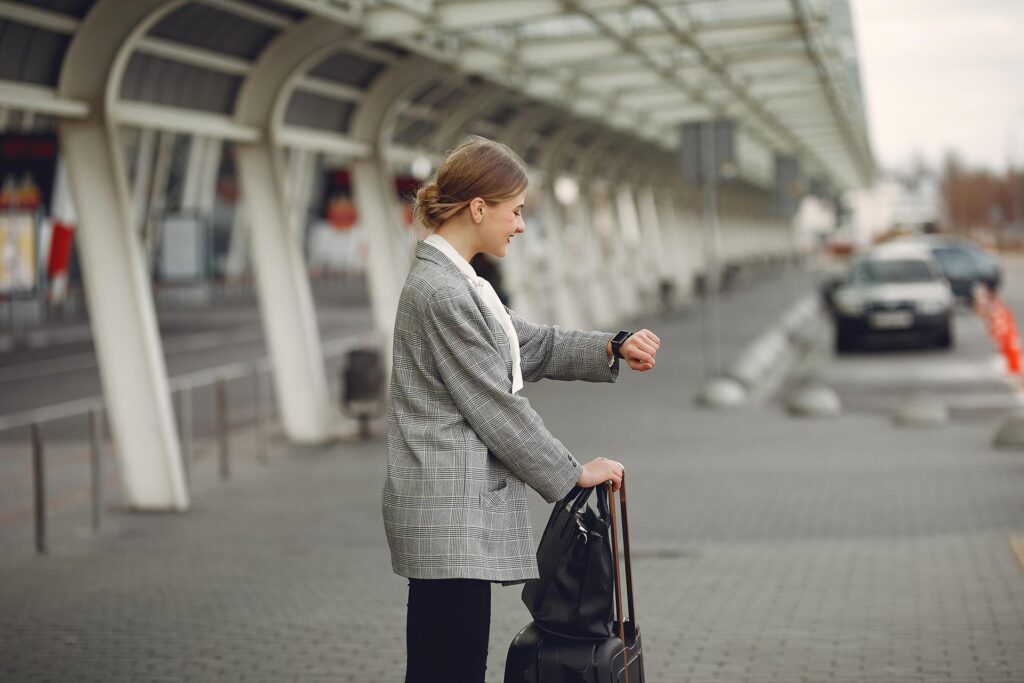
611, 330, 633, 359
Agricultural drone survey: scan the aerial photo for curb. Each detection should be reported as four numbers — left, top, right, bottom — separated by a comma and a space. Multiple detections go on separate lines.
694, 291, 828, 408
0, 325, 95, 352
733, 293, 827, 405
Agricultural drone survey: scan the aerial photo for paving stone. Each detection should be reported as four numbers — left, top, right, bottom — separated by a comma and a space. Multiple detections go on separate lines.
1, 269, 1022, 681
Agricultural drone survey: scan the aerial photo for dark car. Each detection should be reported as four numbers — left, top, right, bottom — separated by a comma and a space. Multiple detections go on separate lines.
924, 238, 1001, 301
829, 242, 954, 352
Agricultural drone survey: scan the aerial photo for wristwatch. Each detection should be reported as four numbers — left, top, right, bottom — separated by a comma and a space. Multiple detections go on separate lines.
610, 330, 633, 359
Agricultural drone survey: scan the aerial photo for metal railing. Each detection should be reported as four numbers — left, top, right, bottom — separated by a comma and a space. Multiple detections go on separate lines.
0, 332, 376, 555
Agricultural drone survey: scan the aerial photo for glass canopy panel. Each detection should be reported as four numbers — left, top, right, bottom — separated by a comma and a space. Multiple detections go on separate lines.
0, 21, 69, 87
120, 53, 242, 115
308, 51, 388, 89
20, 0, 96, 18
284, 91, 356, 132
149, 3, 282, 60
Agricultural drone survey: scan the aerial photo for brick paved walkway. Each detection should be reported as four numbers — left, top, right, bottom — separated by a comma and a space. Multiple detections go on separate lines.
2, 267, 1023, 682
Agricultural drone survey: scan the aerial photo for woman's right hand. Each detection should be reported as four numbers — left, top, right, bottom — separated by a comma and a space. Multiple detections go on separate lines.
576, 457, 624, 492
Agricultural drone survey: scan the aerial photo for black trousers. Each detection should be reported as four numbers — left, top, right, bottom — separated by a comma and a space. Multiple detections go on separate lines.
405, 578, 492, 683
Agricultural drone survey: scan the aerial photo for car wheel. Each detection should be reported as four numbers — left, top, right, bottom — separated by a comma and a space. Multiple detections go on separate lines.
835, 330, 856, 354
935, 320, 954, 349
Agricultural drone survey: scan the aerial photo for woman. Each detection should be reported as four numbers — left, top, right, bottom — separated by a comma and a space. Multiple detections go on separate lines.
383, 135, 660, 683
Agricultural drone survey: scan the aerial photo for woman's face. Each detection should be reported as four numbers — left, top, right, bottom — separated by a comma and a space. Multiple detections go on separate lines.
478, 190, 526, 258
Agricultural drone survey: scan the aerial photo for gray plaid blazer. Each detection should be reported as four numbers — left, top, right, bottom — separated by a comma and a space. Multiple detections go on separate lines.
383, 241, 619, 582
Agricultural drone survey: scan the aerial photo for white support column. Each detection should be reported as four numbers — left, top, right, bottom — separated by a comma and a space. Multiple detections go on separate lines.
130, 127, 156, 232
234, 19, 348, 443
635, 183, 670, 307
499, 216, 544, 324
536, 125, 586, 329
575, 140, 622, 329
181, 135, 222, 217
284, 147, 316, 245
586, 178, 628, 325
236, 145, 335, 441
143, 131, 174, 259
198, 138, 222, 216
538, 182, 585, 329
350, 154, 409, 356
678, 191, 705, 281
56, 0, 189, 511
224, 199, 251, 278
181, 135, 207, 212
20, 110, 36, 132
656, 188, 694, 305
349, 58, 444, 364
609, 182, 644, 319
499, 108, 550, 324
566, 194, 605, 328
558, 197, 597, 328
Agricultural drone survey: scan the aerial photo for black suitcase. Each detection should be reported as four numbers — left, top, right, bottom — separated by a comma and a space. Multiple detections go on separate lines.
504, 478, 645, 683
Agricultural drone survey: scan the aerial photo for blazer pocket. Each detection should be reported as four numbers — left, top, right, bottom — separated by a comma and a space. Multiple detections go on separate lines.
479, 480, 513, 510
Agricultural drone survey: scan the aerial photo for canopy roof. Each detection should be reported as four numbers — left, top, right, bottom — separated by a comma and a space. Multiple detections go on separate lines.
0, 0, 873, 190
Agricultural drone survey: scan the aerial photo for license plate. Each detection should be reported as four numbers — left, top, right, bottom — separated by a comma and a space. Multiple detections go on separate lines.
870, 311, 913, 329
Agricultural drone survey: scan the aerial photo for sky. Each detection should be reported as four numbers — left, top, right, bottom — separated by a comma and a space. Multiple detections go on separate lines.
850, 0, 1024, 174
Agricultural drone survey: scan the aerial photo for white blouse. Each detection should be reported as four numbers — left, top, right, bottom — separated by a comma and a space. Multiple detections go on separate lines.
423, 233, 524, 394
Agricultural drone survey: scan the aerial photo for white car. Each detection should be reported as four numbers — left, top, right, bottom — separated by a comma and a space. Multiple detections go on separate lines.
829, 242, 955, 352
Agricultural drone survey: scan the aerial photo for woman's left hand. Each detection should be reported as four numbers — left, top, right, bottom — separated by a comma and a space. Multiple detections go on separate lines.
621, 329, 660, 371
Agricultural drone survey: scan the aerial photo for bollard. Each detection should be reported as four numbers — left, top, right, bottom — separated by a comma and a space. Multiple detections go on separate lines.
216, 377, 230, 480
253, 364, 268, 464
177, 383, 193, 489
31, 422, 46, 555
89, 408, 102, 530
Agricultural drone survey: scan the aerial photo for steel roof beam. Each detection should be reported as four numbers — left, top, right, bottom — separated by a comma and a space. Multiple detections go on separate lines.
0, 0, 77, 32
688, 13, 823, 34
200, 0, 293, 28
518, 35, 623, 65
789, 0, 873, 183
135, 36, 252, 75
0, 80, 89, 118
117, 101, 259, 140
632, 0, 839, 184
565, 2, 830, 183
364, 0, 563, 40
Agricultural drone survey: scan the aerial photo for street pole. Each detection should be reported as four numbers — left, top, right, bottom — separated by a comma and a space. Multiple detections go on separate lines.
700, 123, 723, 378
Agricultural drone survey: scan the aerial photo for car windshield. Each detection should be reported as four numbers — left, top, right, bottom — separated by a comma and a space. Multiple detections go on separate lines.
849, 259, 935, 284
932, 248, 977, 275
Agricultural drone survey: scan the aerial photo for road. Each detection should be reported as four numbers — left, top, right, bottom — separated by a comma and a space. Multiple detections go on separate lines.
811, 252, 1024, 420
1, 258, 1022, 682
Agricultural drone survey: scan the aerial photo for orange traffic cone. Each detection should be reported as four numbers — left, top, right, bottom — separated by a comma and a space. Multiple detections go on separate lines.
1004, 311, 1022, 374
1007, 335, 1022, 374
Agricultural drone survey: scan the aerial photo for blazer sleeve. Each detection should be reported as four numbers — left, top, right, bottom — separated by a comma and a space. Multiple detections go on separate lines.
507, 307, 620, 384
424, 285, 581, 503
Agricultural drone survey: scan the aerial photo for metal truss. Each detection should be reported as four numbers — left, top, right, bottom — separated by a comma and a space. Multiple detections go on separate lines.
0, 0, 874, 190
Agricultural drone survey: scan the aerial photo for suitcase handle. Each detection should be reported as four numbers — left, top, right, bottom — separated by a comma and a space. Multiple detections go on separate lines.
602, 475, 634, 683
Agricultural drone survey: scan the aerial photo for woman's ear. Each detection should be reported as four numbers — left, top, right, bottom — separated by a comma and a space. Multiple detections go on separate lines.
469, 197, 485, 224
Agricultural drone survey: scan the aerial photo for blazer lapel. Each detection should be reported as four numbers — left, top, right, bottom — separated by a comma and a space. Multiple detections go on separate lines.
416, 242, 511, 362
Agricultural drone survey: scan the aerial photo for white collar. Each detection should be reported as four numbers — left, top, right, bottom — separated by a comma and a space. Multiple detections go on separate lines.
423, 233, 477, 282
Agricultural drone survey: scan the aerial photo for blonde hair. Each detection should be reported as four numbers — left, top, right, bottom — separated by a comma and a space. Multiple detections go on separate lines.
414, 136, 528, 231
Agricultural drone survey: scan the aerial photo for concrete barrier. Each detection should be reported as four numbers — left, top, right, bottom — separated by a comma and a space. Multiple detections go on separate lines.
993, 414, 1024, 450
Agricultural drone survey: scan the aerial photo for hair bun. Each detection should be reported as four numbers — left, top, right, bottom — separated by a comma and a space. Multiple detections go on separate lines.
411, 136, 528, 231
414, 183, 444, 230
